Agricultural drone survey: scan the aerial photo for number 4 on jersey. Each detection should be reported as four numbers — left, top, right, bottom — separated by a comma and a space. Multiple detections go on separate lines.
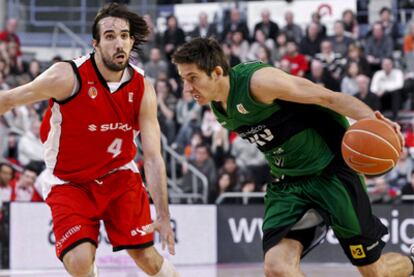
107, 138, 123, 158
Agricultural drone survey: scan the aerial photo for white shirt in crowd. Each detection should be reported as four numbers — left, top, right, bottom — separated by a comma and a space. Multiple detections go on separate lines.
370, 68, 404, 95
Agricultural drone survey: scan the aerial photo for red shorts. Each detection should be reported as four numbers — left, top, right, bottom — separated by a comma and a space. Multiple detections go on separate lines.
45, 170, 153, 260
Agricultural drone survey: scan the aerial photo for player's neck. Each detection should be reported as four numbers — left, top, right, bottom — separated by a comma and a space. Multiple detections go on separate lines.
94, 54, 124, 82
214, 75, 230, 106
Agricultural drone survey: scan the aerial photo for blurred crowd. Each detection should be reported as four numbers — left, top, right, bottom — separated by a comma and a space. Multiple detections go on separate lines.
0, 5, 414, 204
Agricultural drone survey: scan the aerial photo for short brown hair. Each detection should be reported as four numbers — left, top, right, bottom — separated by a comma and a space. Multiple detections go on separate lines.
92, 3, 149, 54
172, 37, 230, 76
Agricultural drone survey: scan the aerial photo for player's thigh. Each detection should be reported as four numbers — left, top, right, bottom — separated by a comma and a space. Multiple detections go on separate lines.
127, 246, 163, 268
264, 238, 303, 271
62, 241, 97, 272
103, 172, 154, 250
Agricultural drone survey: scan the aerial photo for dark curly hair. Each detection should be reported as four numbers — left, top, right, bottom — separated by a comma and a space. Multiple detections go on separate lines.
92, 3, 149, 54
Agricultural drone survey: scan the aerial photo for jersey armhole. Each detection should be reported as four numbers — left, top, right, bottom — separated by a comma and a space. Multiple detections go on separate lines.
52, 61, 82, 105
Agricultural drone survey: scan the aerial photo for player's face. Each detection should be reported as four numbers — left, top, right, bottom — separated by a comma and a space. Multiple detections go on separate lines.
94, 17, 134, 72
177, 63, 217, 105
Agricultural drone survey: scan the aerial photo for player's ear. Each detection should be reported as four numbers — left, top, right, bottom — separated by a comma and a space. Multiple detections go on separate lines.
213, 66, 223, 79
92, 39, 97, 49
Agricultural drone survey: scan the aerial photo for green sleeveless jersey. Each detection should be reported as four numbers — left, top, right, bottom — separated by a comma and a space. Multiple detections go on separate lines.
210, 61, 349, 179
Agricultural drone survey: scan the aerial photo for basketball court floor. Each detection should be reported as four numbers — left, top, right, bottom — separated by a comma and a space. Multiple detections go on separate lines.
0, 263, 359, 277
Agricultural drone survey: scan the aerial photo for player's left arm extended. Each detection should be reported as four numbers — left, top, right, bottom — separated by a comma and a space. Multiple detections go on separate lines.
250, 67, 376, 121
139, 79, 170, 220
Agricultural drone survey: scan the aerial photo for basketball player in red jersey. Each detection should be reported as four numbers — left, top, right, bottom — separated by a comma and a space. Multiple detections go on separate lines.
0, 3, 179, 277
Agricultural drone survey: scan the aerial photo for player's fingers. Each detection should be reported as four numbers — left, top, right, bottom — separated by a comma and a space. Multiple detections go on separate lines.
167, 233, 175, 255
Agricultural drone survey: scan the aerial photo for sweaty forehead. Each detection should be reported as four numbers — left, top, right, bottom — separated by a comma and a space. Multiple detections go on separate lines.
99, 17, 129, 32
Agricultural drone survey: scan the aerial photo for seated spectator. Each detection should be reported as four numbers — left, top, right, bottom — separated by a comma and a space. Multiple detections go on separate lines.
144, 48, 168, 84
365, 22, 394, 73
218, 155, 252, 192
162, 15, 185, 62
0, 163, 14, 202
221, 42, 241, 67
174, 90, 202, 153
221, 8, 249, 43
273, 32, 288, 62
366, 175, 397, 204
299, 22, 323, 60
378, 7, 400, 48
0, 18, 22, 57
306, 59, 339, 91
341, 61, 361, 95
329, 20, 355, 57
190, 12, 218, 39
346, 43, 371, 76
354, 74, 381, 110
181, 144, 217, 197
10, 164, 42, 202
17, 117, 43, 166
403, 21, 414, 72
282, 11, 303, 44
211, 125, 229, 169
342, 9, 359, 38
370, 57, 404, 119
401, 170, 414, 203
229, 31, 249, 62
155, 79, 178, 144
385, 147, 413, 191
282, 40, 308, 77
278, 58, 292, 73
315, 40, 346, 80
253, 9, 279, 42
310, 11, 327, 40
248, 29, 275, 62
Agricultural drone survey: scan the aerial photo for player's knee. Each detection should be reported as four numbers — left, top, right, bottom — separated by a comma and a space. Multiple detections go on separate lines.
63, 250, 95, 277
264, 259, 295, 277
127, 247, 163, 274
357, 261, 387, 277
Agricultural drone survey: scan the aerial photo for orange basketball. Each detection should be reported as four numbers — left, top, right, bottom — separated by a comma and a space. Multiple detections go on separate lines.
341, 118, 401, 175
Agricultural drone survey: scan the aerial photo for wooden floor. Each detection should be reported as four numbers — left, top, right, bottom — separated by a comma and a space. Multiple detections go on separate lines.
0, 263, 360, 277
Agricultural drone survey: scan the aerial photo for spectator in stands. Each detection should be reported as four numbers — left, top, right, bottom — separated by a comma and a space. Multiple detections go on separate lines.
366, 175, 396, 204
218, 155, 251, 192
6, 40, 24, 77
342, 9, 359, 38
253, 9, 279, 42
229, 31, 250, 63
370, 57, 404, 119
222, 8, 250, 43
190, 12, 217, 39
3, 104, 31, 136
144, 48, 168, 84
162, 15, 185, 62
273, 32, 288, 62
174, 90, 202, 153
10, 164, 42, 202
299, 22, 323, 60
0, 71, 9, 90
329, 20, 355, 57
210, 125, 229, 169
221, 42, 241, 67
385, 147, 413, 192
346, 43, 371, 77
278, 58, 291, 73
315, 40, 346, 80
156, 79, 178, 144
378, 7, 400, 48
306, 59, 339, 91
17, 116, 43, 166
354, 74, 381, 110
201, 107, 222, 145
341, 61, 360, 95
310, 12, 326, 40
401, 170, 414, 202
365, 22, 394, 73
281, 11, 303, 44
0, 163, 14, 202
230, 135, 271, 189
282, 40, 308, 77
403, 21, 414, 72
0, 18, 22, 57
140, 14, 160, 63
248, 29, 275, 62
181, 144, 217, 197
26, 59, 42, 81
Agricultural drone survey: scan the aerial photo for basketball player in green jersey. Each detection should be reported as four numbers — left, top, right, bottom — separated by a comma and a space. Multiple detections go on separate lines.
172, 37, 414, 277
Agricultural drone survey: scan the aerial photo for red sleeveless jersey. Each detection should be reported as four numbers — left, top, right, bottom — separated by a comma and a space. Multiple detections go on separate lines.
40, 54, 145, 183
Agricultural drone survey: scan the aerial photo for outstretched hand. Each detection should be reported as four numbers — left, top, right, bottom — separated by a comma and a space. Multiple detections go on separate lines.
374, 111, 404, 150
150, 216, 176, 255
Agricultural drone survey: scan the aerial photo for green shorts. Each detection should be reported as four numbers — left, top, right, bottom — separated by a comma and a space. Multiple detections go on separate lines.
262, 161, 387, 266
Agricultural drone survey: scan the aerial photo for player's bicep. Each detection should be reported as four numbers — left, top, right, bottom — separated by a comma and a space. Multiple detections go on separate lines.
3, 62, 75, 108
139, 79, 162, 159
250, 67, 335, 106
